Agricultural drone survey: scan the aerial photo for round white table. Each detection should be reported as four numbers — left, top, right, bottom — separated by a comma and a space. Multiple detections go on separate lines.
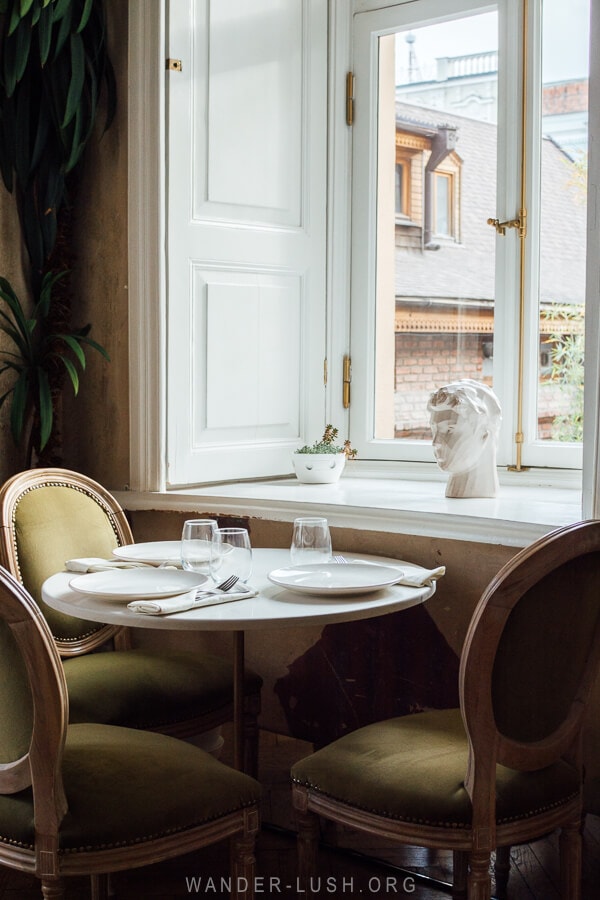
42, 549, 436, 770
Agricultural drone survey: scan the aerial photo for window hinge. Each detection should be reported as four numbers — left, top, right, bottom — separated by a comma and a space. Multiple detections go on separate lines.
166, 58, 183, 72
346, 72, 354, 126
343, 355, 351, 408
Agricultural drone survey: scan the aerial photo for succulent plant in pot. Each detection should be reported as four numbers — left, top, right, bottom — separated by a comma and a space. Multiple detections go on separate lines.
292, 425, 357, 484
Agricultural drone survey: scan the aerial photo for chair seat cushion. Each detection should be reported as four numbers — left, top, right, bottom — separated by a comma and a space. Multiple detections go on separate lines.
291, 709, 580, 828
64, 649, 263, 730
0, 724, 261, 852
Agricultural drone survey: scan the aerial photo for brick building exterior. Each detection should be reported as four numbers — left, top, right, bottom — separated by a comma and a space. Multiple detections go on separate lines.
392, 101, 586, 440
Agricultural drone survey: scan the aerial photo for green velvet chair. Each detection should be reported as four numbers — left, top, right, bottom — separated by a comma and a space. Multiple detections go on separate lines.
0, 564, 260, 900
0, 468, 262, 775
291, 520, 600, 900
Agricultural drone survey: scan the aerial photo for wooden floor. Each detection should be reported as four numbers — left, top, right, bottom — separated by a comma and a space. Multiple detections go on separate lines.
1, 728, 599, 898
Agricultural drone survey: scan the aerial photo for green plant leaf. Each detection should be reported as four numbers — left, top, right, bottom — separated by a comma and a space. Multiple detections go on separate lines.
8, 2, 23, 35
11, 17, 33, 88
20, 0, 35, 16
57, 353, 79, 393
0, 277, 31, 338
76, 333, 110, 361
56, 332, 86, 368
9, 369, 29, 445
14, 72, 32, 189
52, 0, 71, 58
36, 268, 67, 316
64, 104, 84, 171
37, 1, 54, 65
76, 0, 93, 33
52, 0, 70, 21
37, 365, 52, 449
62, 33, 85, 128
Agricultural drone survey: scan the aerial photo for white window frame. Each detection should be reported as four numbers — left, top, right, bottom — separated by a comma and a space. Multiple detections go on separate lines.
347, 0, 587, 471
127, 0, 600, 521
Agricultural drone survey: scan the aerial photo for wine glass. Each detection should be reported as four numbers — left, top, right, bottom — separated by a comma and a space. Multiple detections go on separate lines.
181, 519, 218, 574
290, 517, 332, 566
209, 527, 252, 584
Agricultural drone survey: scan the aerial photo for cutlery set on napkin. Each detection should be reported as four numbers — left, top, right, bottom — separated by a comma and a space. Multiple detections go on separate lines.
126, 583, 257, 615
385, 565, 445, 587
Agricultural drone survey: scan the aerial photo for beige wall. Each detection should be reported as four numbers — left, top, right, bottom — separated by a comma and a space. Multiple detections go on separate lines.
63, 0, 130, 489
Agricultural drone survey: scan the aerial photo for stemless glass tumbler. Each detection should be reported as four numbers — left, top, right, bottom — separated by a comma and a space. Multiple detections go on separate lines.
210, 527, 252, 583
181, 519, 218, 574
290, 517, 332, 566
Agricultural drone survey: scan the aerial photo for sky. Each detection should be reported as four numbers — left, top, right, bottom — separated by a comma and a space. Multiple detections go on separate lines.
395, 0, 590, 85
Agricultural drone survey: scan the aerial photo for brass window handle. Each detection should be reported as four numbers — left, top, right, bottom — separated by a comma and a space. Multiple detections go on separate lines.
487, 209, 527, 238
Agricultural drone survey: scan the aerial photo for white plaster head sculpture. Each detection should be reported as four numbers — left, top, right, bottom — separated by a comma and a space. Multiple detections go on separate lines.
427, 379, 502, 498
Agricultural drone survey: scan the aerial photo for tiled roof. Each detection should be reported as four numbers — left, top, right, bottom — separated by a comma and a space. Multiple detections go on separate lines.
394, 102, 586, 307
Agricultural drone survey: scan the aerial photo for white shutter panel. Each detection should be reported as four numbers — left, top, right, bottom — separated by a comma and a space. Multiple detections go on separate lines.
166, 0, 328, 486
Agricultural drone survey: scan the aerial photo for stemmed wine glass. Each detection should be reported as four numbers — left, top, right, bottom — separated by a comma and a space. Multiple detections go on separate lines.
290, 517, 332, 566
209, 527, 252, 584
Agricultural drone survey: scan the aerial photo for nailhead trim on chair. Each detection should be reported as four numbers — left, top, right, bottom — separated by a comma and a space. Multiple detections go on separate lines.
0, 800, 259, 855
0, 836, 33, 851
11, 481, 122, 643
291, 778, 579, 828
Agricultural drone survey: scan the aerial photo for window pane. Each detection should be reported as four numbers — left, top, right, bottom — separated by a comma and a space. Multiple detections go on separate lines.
375, 12, 498, 442
434, 173, 450, 235
395, 162, 405, 215
536, 0, 589, 443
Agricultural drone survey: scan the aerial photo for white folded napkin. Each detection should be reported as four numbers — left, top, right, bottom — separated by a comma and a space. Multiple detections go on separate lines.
126, 583, 257, 615
395, 565, 446, 587
65, 557, 154, 573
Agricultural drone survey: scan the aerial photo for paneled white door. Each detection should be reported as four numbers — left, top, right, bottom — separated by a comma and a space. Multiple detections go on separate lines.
166, 0, 328, 486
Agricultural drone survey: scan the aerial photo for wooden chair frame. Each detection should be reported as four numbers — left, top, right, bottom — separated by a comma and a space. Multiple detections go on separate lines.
0, 566, 259, 900
0, 467, 261, 773
293, 520, 600, 899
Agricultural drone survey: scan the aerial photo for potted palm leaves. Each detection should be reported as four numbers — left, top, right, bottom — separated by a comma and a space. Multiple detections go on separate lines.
0, 0, 116, 466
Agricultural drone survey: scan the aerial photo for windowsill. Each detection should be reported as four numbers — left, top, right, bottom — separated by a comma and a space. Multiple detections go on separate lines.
115, 463, 583, 547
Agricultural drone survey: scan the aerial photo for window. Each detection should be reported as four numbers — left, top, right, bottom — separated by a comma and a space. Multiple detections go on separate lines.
129, 0, 600, 512
395, 161, 408, 217
433, 171, 451, 236
349, 0, 590, 473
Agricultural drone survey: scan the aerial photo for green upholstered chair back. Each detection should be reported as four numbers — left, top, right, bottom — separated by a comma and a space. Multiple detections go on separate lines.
0, 469, 134, 655
460, 520, 600, 776
0, 617, 33, 767
0, 565, 67, 809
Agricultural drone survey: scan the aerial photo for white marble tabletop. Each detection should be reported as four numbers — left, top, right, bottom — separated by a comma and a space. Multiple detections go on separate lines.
41, 548, 435, 632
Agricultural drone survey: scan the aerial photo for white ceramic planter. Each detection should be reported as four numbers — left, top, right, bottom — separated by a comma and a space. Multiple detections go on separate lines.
292, 452, 346, 484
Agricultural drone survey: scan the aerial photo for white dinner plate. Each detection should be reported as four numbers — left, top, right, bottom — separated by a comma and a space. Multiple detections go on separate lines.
267, 563, 404, 596
69, 568, 208, 600
112, 541, 183, 566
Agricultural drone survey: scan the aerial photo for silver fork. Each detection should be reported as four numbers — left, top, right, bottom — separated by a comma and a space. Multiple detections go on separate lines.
333, 555, 348, 564
195, 574, 239, 598
216, 574, 240, 591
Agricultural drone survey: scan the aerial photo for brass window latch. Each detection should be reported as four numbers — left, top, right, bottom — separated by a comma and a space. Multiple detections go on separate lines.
346, 72, 354, 126
166, 59, 183, 71
343, 355, 351, 408
487, 208, 527, 238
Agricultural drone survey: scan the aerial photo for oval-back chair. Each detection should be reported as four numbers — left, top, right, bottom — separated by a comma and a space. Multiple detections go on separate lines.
0, 468, 262, 775
292, 520, 600, 899
0, 564, 260, 900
